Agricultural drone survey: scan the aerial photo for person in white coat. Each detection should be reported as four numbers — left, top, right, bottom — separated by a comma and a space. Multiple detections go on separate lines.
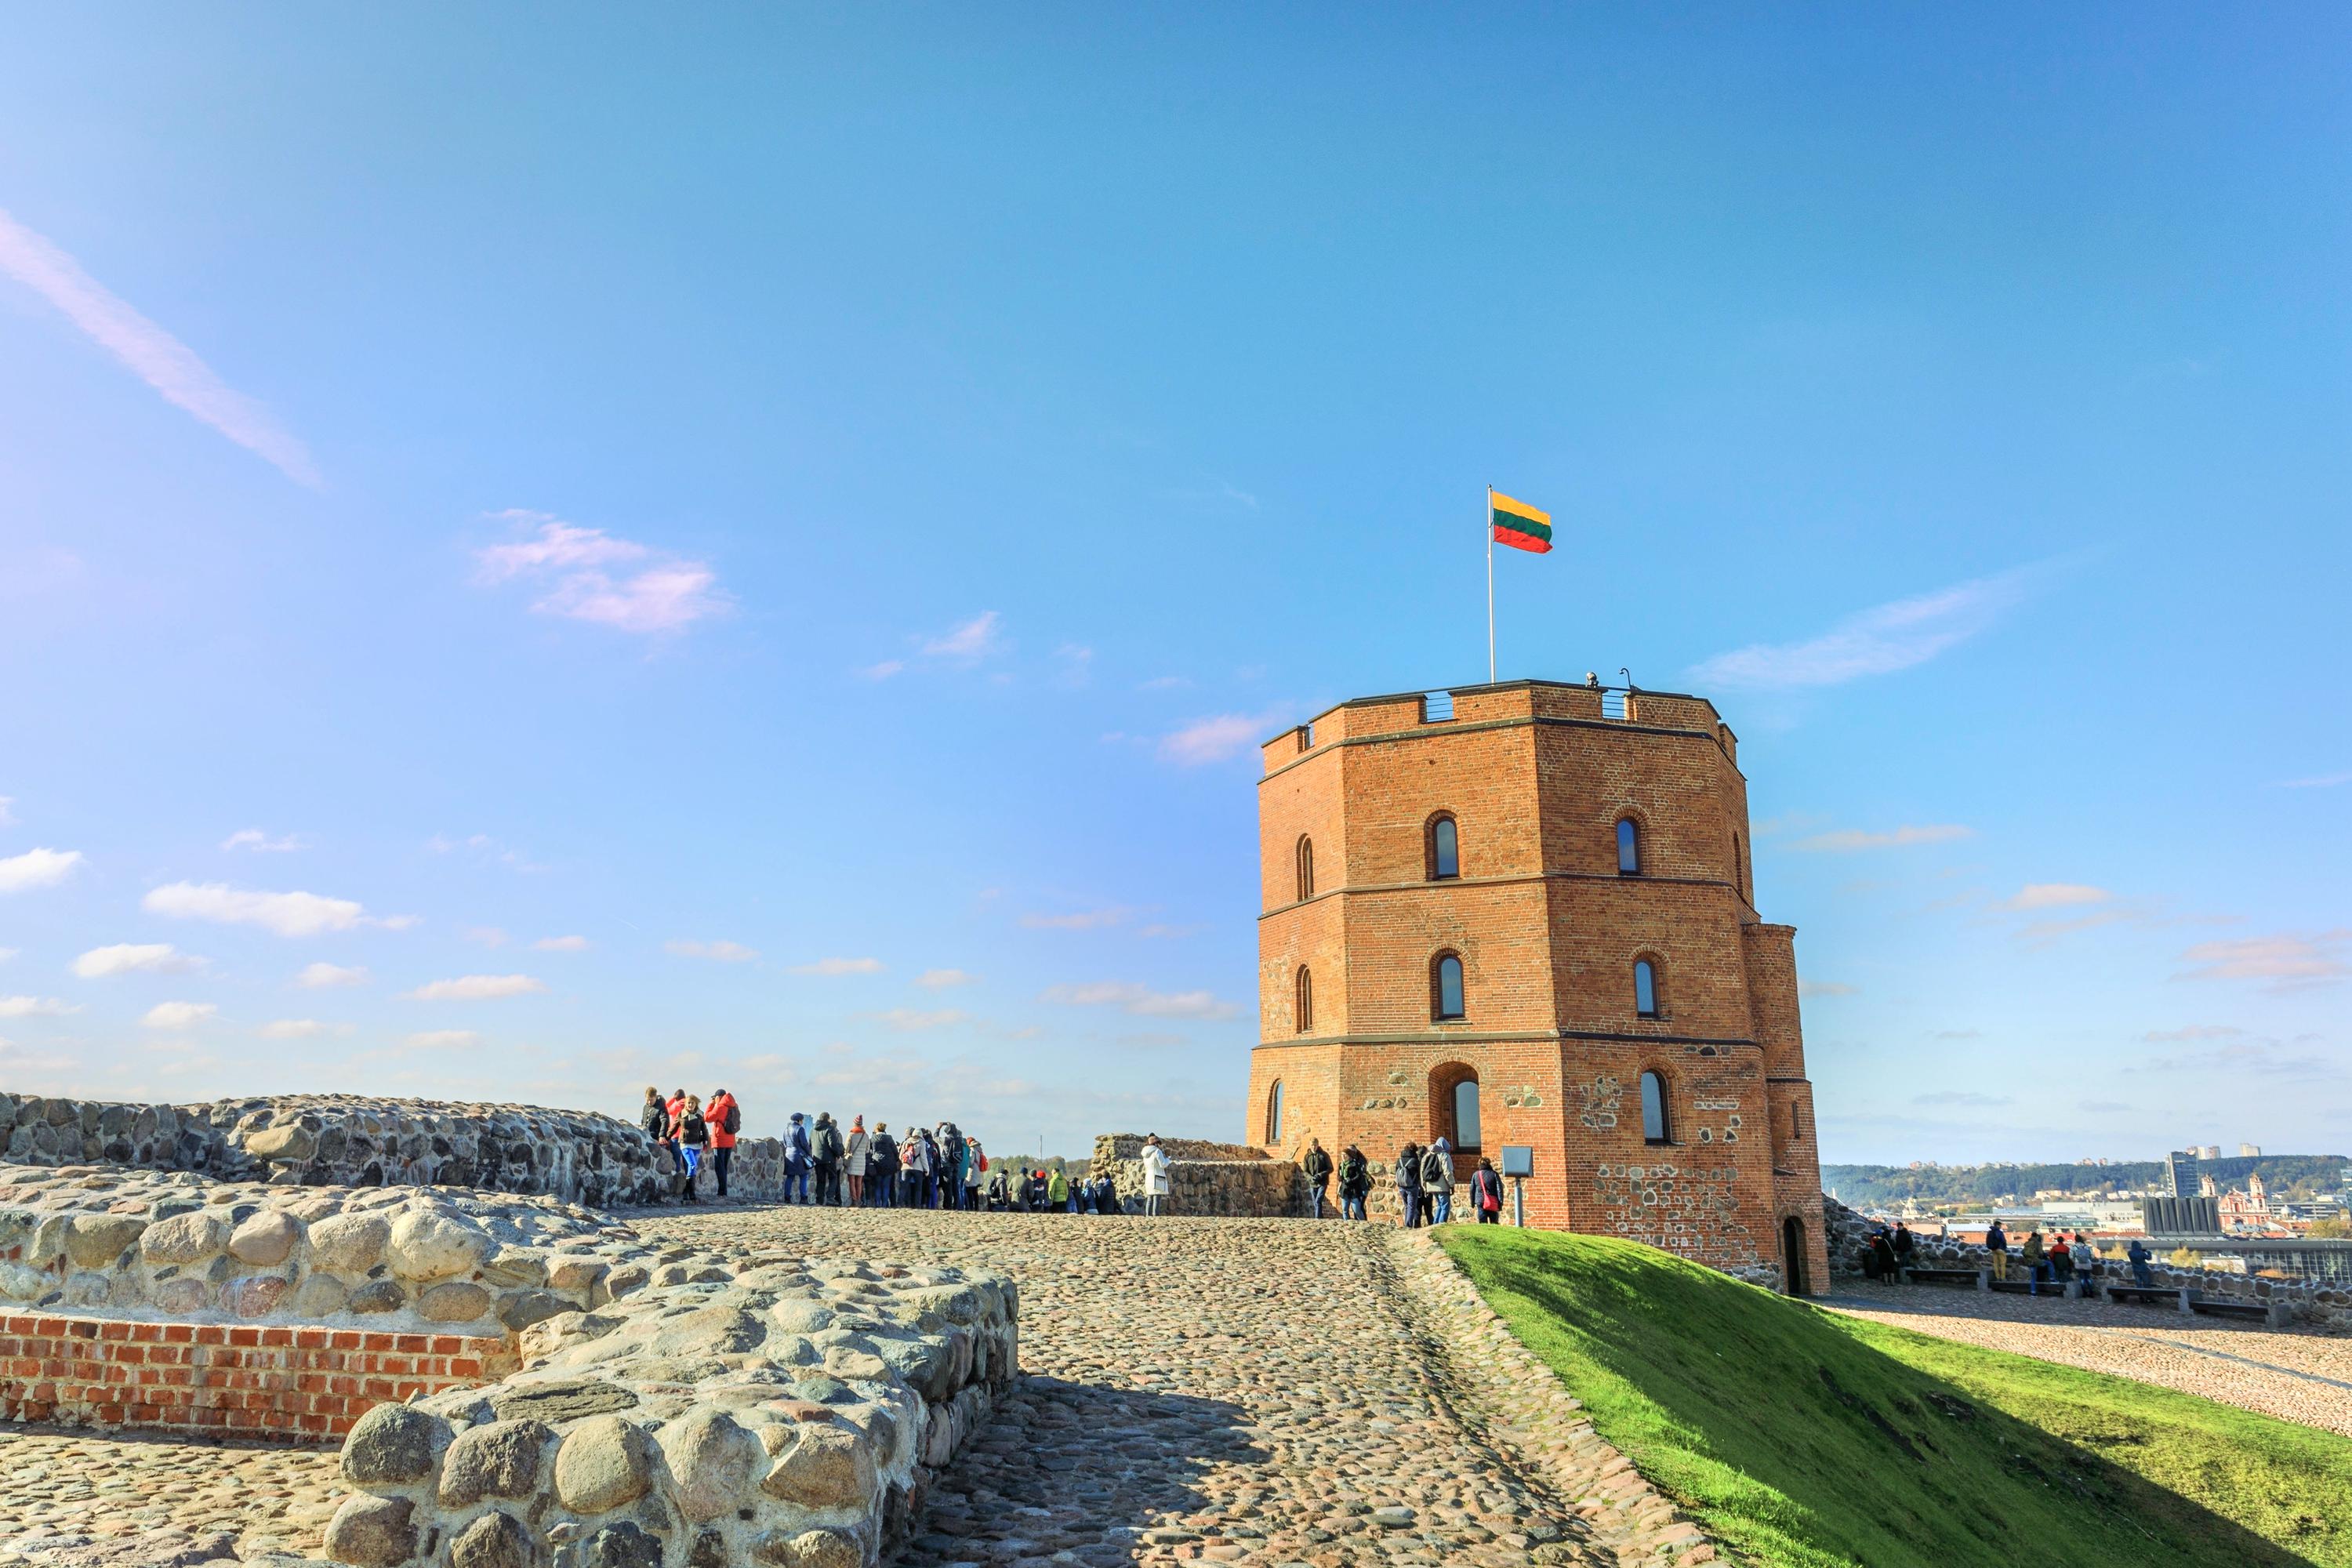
1140, 1134, 1173, 1218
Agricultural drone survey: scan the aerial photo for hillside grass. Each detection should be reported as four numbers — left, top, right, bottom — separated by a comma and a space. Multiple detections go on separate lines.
1439, 1226, 2352, 1568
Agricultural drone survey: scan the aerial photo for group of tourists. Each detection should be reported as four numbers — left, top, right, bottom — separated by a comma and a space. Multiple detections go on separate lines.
1298, 1138, 1507, 1226
1860, 1218, 2159, 1291
638, 1091, 1181, 1214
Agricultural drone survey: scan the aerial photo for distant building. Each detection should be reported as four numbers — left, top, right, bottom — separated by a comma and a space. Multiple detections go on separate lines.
2164, 1150, 2200, 1197
2238, 1142, 2263, 1158
2143, 1194, 2223, 1235
2194, 1143, 2223, 1160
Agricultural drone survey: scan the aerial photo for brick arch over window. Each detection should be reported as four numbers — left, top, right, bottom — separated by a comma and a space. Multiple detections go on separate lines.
1429, 1062, 1481, 1150
1294, 965, 1313, 1033
1425, 811, 1461, 880
1614, 811, 1646, 876
1265, 1078, 1285, 1146
1430, 950, 1466, 1022
1294, 836, 1315, 902
1632, 951, 1667, 1020
1639, 1067, 1673, 1145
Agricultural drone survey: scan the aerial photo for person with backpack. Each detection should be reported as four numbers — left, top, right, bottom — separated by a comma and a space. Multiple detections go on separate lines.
1984, 1219, 2009, 1282
706, 1087, 741, 1200
1892, 1221, 1917, 1279
1338, 1144, 1370, 1221
673, 1094, 710, 1203
1422, 1138, 1457, 1225
811, 1112, 844, 1205
869, 1122, 898, 1206
845, 1116, 871, 1206
782, 1112, 813, 1205
1047, 1165, 1070, 1212
906, 1127, 935, 1208
1395, 1142, 1425, 1229
2021, 1229, 2048, 1294
1469, 1156, 1504, 1223
1302, 1138, 1334, 1218
2073, 1232, 2100, 1290
2049, 1234, 2074, 1288
985, 1166, 1011, 1210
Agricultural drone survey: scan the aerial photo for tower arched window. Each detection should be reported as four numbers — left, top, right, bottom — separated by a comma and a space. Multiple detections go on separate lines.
1640, 1069, 1671, 1144
1451, 1078, 1482, 1149
1634, 958, 1660, 1019
1428, 814, 1460, 880
1616, 817, 1642, 876
1294, 966, 1312, 1033
1266, 1080, 1284, 1145
1295, 837, 1315, 902
1432, 952, 1465, 1022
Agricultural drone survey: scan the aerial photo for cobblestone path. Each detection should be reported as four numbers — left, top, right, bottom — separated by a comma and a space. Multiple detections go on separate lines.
1824, 1285, 2352, 1437
0, 1209, 1710, 1566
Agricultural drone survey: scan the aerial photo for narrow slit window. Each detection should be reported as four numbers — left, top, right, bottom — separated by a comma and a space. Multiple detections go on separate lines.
1641, 1070, 1670, 1143
1617, 818, 1642, 876
1433, 953, 1465, 1021
1634, 959, 1659, 1019
1294, 967, 1312, 1033
1295, 837, 1314, 902
1430, 815, 1459, 880
1452, 1079, 1482, 1149
1266, 1080, 1284, 1145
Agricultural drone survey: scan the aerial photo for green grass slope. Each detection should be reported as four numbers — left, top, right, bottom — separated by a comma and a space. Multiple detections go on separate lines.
1439, 1227, 2351, 1568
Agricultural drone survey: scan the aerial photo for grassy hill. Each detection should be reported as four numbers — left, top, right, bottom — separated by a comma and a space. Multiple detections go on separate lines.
1439, 1227, 2351, 1568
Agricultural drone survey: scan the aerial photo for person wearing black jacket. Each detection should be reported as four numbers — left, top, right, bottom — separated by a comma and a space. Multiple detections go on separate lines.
1301, 1139, 1334, 1218
1395, 1142, 1425, 1229
868, 1123, 899, 1207
1338, 1145, 1371, 1221
811, 1112, 844, 1206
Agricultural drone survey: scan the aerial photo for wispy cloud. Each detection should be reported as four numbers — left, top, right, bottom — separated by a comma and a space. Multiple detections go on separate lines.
0, 206, 319, 486
1789, 824, 1971, 853
869, 1007, 971, 1033
534, 935, 590, 953
0, 797, 15, 826
1040, 981, 1240, 1020
463, 927, 510, 948
2135, 1032, 2333, 1076
2142, 1025, 2244, 1044
141, 1000, 217, 1030
221, 828, 307, 853
1912, 1091, 2011, 1108
1690, 566, 2036, 689
1160, 710, 1289, 767
1020, 907, 1131, 931
788, 956, 882, 976
73, 943, 201, 979
405, 1029, 482, 1051
474, 511, 728, 635
916, 968, 977, 989
0, 848, 85, 892
2003, 884, 2111, 911
0, 996, 79, 1018
922, 612, 1003, 662
405, 974, 546, 1001
144, 880, 368, 938
668, 939, 759, 964
2174, 931, 2349, 990
293, 961, 368, 989
2278, 771, 2352, 789
260, 1018, 350, 1040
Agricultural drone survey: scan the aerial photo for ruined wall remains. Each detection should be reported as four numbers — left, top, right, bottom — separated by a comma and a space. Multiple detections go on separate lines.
1091, 1135, 1302, 1218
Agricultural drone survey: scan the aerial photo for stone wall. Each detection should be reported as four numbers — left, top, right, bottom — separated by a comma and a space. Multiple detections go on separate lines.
1091, 1134, 1303, 1218
1823, 1196, 2352, 1330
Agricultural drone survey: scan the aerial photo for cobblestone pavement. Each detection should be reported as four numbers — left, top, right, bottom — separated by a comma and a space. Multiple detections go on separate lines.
1824, 1283, 2352, 1437
0, 1207, 1711, 1567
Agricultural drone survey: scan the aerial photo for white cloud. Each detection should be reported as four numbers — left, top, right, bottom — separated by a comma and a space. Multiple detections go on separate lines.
2004, 883, 2112, 911
405, 1029, 482, 1051
141, 1000, 217, 1030
259, 1018, 343, 1040
922, 612, 1002, 662
464, 927, 510, 948
1040, 981, 1240, 1020
0, 847, 85, 892
0, 206, 319, 486
668, 939, 760, 963
293, 961, 369, 989
859, 659, 907, 681
2175, 931, 2349, 989
2279, 771, 2352, 789
72, 942, 201, 979
1159, 710, 1288, 767
143, 880, 367, 937
870, 1007, 971, 1032
787, 956, 882, 976
916, 968, 977, 989
0, 996, 79, 1018
1690, 567, 2036, 689
2142, 1025, 2245, 1044
476, 512, 728, 635
1020, 908, 1131, 931
534, 935, 590, 952
1789, 824, 1972, 853
221, 828, 307, 853
405, 974, 547, 1002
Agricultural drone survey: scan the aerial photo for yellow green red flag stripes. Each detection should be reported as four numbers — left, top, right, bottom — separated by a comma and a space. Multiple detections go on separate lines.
1490, 491, 1552, 554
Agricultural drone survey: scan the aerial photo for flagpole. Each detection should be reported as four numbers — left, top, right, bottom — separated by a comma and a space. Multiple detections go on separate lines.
1485, 484, 1495, 684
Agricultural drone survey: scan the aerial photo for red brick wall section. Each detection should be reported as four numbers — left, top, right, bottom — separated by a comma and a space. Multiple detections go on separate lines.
0, 1313, 515, 1444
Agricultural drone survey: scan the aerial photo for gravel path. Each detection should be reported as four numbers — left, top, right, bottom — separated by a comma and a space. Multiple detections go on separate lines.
0, 1208, 1714, 1567
1823, 1283, 2352, 1437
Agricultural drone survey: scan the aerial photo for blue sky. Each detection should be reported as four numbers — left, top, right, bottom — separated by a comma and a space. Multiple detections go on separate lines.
1, 7, 2344, 1163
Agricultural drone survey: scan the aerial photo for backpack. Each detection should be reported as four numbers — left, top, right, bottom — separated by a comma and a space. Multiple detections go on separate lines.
722, 1101, 741, 1135
818, 1124, 841, 1161
1421, 1149, 1449, 1187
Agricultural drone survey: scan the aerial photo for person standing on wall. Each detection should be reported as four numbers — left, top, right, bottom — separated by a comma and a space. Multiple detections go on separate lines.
1422, 1138, 1456, 1225
1302, 1138, 1333, 1219
1984, 1219, 2009, 1282
1338, 1144, 1370, 1221
845, 1116, 870, 1207
1470, 1156, 1504, 1223
706, 1087, 740, 1201
1140, 1134, 1172, 1218
811, 1112, 844, 1206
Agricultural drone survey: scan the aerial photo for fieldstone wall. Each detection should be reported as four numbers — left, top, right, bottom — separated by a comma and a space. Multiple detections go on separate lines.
328, 1255, 1016, 1568
3, 1094, 237, 1173
1823, 1196, 2351, 1329
1091, 1134, 1303, 1218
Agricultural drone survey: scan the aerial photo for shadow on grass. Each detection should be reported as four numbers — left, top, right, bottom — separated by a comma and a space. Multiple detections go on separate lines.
1444, 1229, 2349, 1568
898, 1374, 1261, 1566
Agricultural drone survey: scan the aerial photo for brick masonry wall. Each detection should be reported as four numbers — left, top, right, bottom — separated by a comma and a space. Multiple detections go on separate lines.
1254, 680, 1830, 1292
0, 1312, 514, 1443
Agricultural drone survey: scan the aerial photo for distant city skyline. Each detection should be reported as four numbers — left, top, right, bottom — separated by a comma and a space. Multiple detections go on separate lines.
2, 8, 2344, 1161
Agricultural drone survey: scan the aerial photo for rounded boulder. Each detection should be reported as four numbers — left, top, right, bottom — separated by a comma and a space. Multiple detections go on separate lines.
229, 1209, 303, 1266
418, 1280, 495, 1323
554, 1414, 663, 1515
341, 1402, 452, 1486
140, 1210, 229, 1266
759, 1425, 877, 1511
659, 1406, 765, 1523
310, 1213, 392, 1275
387, 1210, 489, 1282
323, 1494, 417, 1568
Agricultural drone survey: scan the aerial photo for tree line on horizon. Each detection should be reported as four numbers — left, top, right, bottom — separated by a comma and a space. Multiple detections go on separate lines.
1823, 1152, 2347, 1210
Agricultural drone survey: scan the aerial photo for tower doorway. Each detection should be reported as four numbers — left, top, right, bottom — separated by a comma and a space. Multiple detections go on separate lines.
1782, 1216, 1808, 1296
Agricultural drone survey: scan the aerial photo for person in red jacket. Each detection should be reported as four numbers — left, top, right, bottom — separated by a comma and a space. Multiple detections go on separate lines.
706, 1087, 740, 1200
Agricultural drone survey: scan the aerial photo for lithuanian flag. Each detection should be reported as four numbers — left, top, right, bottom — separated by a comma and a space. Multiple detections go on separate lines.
1490, 491, 1552, 554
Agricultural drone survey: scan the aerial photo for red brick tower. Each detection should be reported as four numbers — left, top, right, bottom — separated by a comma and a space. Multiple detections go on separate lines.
1246, 679, 1830, 1294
